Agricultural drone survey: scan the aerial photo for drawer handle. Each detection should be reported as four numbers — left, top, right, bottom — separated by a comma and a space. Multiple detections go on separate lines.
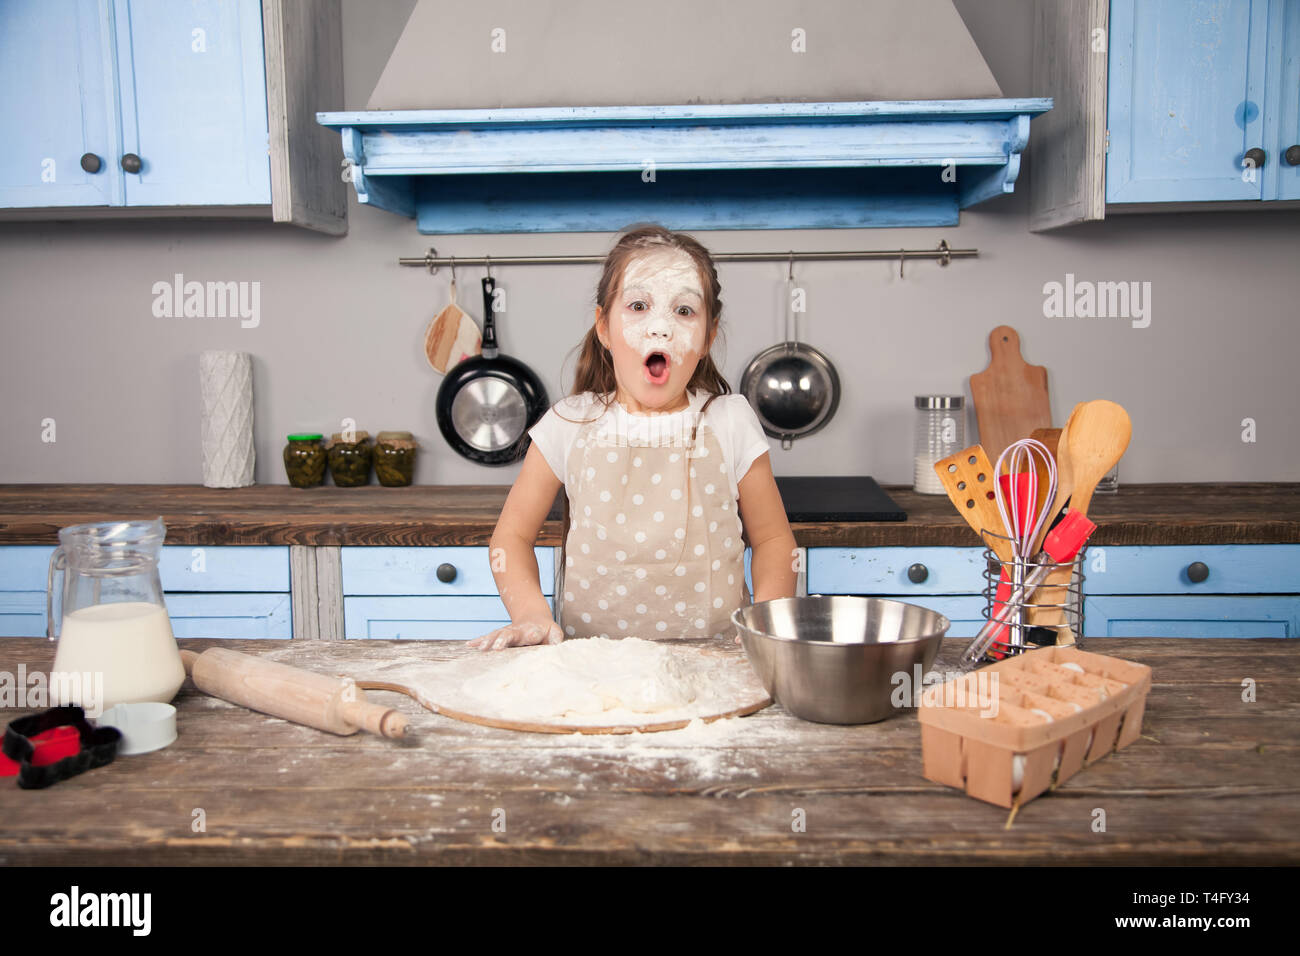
1186, 561, 1209, 584
120, 152, 143, 174
907, 563, 929, 584
80, 152, 102, 173
1244, 147, 1266, 169
1286, 145, 1300, 166
435, 562, 458, 584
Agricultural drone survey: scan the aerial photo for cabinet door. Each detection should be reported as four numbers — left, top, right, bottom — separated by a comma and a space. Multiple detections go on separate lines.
1084, 595, 1299, 637
342, 547, 555, 597
344, 596, 556, 640
0, 0, 122, 207
1273, 0, 1300, 198
1081, 544, 1300, 594
163, 592, 291, 639
807, 547, 987, 596
1107, 0, 1271, 202
113, 0, 270, 206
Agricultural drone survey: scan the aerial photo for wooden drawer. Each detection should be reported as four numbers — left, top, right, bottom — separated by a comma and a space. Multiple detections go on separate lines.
344, 595, 556, 640
1, 592, 291, 639
0, 545, 289, 592
1085, 595, 1300, 639
342, 547, 555, 597
808, 547, 986, 596
163, 593, 292, 640
0, 591, 47, 638
1082, 545, 1300, 595
872, 594, 987, 639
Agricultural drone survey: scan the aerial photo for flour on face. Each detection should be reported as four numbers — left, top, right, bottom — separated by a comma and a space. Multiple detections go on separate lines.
617, 248, 706, 367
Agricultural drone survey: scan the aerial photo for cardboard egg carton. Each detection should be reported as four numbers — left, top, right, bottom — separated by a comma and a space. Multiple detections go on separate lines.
917, 646, 1152, 808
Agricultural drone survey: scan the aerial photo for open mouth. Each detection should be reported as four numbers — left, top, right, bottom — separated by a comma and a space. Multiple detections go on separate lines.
643, 350, 671, 385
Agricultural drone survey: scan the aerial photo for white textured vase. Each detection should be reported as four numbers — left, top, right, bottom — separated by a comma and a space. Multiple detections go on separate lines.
199, 351, 255, 488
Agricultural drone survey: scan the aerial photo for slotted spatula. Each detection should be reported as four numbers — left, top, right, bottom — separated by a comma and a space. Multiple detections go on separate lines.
932, 444, 1016, 564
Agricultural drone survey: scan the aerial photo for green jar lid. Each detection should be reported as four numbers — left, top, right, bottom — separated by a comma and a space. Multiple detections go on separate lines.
287, 433, 323, 441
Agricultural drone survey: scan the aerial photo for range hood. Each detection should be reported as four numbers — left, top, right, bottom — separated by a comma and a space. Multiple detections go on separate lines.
318, 0, 1050, 232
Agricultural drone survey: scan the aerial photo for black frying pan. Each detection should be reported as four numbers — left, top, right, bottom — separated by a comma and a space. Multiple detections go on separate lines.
436, 276, 549, 465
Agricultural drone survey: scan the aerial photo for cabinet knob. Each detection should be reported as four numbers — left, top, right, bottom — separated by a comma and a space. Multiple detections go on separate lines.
1284, 145, 1300, 166
80, 153, 102, 173
435, 562, 457, 583
907, 563, 929, 584
1244, 147, 1266, 169
120, 153, 142, 174
1186, 561, 1209, 584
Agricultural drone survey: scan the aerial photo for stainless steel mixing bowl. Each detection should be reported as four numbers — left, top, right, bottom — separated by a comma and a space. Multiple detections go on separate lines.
732, 596, 950, 724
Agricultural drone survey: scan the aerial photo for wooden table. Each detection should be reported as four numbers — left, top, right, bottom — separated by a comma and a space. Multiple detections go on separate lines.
1, 636, 1296, 865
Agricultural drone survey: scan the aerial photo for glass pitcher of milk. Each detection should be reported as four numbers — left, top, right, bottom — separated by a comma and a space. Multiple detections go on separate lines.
46, 517, 185, 715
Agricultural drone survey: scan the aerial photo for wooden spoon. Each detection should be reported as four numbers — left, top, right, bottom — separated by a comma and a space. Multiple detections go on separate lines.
1029, 400, 1132, 640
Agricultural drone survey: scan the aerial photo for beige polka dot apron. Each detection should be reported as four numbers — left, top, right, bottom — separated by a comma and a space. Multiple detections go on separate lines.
560, 408, 747, 642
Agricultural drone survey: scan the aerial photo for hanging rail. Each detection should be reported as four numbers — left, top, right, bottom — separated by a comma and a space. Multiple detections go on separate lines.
399, 240, 975, 278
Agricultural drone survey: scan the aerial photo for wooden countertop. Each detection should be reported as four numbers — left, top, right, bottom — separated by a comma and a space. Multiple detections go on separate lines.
0, 482, 1296, 547
0, 636, 1295, 865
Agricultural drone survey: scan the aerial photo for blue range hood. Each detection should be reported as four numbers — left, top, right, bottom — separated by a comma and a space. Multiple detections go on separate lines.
317, 99, 1050, 233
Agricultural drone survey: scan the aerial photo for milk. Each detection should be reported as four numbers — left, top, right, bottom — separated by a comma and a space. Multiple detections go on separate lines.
51, 601, 185, 711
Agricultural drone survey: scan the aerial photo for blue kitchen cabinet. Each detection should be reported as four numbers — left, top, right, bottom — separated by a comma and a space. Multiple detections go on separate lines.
1082, 544, 1300, 638
807, 547, 992, 638
1274, 0, 1300, 198
1107, 0, 1272, 203
0, 0, 346, 231
0, 0, 121, 207
1032, 0, 1300, 228
1085, 596, 1298, 637
113, 0, 271, 207
341, 547, 556, 640
0, 544, 291, 639
807, 544, 1300, 640
0, 0, 268, 209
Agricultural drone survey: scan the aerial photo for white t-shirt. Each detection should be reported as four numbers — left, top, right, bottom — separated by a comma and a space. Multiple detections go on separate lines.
528, 390, 771, 500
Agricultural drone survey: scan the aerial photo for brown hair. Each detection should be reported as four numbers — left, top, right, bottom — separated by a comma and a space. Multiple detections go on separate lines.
566, 222, 730, 415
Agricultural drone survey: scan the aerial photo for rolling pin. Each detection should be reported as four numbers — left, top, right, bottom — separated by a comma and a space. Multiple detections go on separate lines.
180, 648, 407, 739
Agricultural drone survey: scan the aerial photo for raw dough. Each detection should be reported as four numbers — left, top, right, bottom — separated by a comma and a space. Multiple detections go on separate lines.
462, 637, 700, 719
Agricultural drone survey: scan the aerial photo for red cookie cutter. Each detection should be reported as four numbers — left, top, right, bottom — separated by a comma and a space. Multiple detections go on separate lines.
1, 706, 122, 789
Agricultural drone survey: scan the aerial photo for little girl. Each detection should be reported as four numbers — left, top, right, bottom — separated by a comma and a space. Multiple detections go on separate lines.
468, 224, 797, 651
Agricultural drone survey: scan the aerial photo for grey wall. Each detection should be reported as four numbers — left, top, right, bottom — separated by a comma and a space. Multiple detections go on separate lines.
2, 0, 1297, 487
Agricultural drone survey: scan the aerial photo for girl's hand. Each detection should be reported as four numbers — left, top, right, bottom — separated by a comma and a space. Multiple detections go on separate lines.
467, 615, 564, 651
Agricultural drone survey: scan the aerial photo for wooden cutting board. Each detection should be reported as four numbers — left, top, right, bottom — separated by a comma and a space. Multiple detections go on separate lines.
970, 325, 1052, 463
352, 642, 772, 735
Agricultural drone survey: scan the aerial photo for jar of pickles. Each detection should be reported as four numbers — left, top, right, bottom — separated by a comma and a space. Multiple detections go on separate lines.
283, 434, 326, 488
326, 431, 373, 486
374, 431, 418, 486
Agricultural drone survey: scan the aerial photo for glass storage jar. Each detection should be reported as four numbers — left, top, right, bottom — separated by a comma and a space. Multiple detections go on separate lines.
282, 434, 326, 488
326, 431, 373, 486
913, 395, 965, 494
374, 431, 417, 486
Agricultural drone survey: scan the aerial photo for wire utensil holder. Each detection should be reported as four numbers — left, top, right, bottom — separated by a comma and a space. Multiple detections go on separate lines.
979, 527, 1085, 660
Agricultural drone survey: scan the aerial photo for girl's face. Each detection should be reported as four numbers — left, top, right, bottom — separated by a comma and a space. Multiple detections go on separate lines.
597, 247, 714, 413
